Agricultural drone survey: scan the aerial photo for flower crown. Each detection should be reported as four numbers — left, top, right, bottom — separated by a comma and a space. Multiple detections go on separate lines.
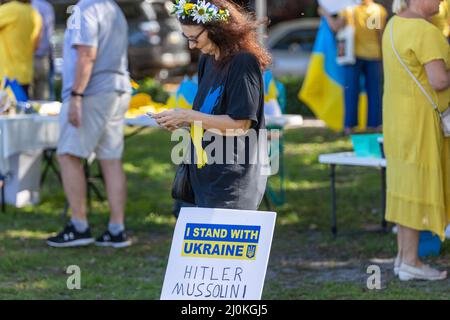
172, 0, 230, 24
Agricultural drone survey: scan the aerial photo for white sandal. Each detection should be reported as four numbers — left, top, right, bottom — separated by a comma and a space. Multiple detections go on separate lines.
398, 263, 447, 281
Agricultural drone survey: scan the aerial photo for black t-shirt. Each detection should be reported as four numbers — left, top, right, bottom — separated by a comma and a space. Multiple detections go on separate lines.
188, 52, 268, 210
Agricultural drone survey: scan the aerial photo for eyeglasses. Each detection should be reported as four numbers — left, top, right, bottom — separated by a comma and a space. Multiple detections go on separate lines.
182, 28, 206, 44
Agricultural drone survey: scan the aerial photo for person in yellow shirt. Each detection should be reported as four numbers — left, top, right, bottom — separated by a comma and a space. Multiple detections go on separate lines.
320, 0, 388, 133
431, 0, 450, 38
383, 0, 449, 281
0, 0, 42, 97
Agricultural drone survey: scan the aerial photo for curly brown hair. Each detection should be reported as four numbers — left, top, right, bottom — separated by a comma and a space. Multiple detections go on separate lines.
178, 0, 272, 70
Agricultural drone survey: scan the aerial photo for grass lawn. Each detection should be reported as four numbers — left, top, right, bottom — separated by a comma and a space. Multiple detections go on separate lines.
0, 126, 449, 299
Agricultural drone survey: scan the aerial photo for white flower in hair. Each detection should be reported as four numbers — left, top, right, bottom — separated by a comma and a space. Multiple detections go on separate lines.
174, 0, 187, 18
208, 3, 219, 15
192, 0, 213, 24
171, 0, 230, 23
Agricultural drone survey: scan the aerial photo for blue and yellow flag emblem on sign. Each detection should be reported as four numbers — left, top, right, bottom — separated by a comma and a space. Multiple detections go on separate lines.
246, 245, 257, 259
182, 223, 260, 260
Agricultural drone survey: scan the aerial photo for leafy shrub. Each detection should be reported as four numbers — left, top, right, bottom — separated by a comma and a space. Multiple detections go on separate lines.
277, 76, 315, 118
276, 76, 315, 118
136, 78, 170, 104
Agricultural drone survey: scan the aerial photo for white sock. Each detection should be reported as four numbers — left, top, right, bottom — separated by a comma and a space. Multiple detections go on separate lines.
108, 223, 125, 236
71, 218, 88, 233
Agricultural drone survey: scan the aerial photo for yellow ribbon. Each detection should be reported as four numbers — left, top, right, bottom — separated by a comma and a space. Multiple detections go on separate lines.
190, 123, 208, 169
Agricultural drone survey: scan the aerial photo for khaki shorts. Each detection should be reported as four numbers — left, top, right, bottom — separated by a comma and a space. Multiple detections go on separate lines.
57, 92, 131, 160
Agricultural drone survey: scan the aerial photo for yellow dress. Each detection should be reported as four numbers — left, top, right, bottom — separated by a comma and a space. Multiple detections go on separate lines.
382, 16, 450, 241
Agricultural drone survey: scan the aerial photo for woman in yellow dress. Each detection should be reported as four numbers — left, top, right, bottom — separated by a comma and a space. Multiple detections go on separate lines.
383, 0, 450, 281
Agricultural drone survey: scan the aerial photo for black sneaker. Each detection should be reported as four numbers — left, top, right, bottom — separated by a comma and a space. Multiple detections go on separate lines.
47, 222, 94, 248
95, 230, 132, 248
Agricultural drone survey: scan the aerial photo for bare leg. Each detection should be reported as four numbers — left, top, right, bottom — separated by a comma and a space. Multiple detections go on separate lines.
398, 224, 421, 267
99, 159, 127, 225
397, 224, 447, 280
58, 154, 87, 221
395, 225, 403, 267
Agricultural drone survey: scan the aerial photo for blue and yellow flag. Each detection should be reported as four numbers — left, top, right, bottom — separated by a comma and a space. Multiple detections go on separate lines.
299, 17, 367, 132
166, 76, 199, 110
1, 77, 28, 103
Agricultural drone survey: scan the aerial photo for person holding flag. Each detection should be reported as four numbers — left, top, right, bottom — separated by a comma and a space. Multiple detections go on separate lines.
323, 0, 387, 133
300, 0, 387, 133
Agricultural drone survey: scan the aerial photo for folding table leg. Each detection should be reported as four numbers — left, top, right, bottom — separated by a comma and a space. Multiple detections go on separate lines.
85, 161, 93, 213
330, 164, 337, 237
1, 176, 5, 213
381, 167, 387, 232
263, 194, 273, 211
84, 159, 105, 213
61, 201, 69, 221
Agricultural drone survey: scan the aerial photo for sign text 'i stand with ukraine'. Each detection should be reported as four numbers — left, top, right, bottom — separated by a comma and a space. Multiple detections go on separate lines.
161, 208, 276, 300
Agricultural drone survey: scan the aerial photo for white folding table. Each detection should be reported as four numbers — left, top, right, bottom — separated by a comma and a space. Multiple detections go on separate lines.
0, 112, 302, 212
318, 152, 387, 236
0, 114, 60, 209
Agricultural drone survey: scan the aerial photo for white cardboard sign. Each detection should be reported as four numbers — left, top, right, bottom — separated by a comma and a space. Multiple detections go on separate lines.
160, 207, 277, 300
318, 0, 361, 14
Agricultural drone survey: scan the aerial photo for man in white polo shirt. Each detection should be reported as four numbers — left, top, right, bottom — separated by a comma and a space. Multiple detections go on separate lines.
47, 0, 132, 248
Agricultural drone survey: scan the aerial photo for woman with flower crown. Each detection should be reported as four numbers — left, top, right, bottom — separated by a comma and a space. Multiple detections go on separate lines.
153, 0, 272, 211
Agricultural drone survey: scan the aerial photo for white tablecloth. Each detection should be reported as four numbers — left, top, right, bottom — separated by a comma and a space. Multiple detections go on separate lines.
126, 114, 304, 129
0, 113, 304, 175
318, 152, 386, 168
0, 113, 303, 206
0, 114, 59, 175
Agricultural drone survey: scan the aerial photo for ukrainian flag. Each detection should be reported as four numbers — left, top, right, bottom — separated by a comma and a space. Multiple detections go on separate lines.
1, 77, 28, 102
299, 17, 367, 132
166, 76, 198, 110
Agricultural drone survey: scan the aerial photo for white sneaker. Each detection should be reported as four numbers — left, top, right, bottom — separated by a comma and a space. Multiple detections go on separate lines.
398, 263, 447, 281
